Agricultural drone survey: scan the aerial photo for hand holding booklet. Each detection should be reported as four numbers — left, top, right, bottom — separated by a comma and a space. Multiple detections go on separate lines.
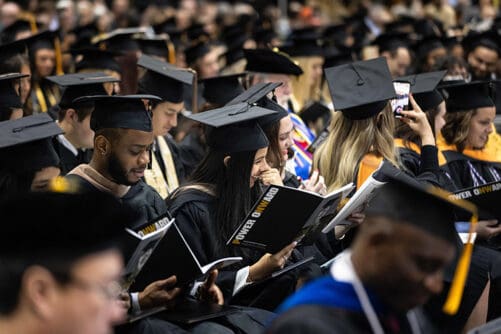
227, 183, 354, 254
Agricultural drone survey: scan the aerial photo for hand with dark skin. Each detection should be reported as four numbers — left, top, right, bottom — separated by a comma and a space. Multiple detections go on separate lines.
197, 269, 224, 305
138, 276, 182, 310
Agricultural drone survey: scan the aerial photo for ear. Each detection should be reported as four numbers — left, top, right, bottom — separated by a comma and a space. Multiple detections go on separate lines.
66, 108, 77, 122
223, 156, 231, 167
94, 135, 111, 156
21, 266, 60, 320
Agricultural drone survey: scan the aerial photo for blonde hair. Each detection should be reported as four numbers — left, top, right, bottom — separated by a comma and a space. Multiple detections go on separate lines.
291, 56, 328, 110
313, 104, 399, 192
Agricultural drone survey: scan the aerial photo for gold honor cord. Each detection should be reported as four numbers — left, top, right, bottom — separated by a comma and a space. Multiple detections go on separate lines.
427, 186, 478, 315
54, 37, 64, 75
34, 85, 47, 113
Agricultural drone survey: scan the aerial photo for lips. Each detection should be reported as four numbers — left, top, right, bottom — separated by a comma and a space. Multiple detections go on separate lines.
132, 168, 145, 178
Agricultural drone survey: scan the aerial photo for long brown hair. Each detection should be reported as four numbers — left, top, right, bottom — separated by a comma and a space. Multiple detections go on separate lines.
263, 121, 285, 173
394, 105, 441, 147
313, 104, 399, 192
441, 109, 475, 152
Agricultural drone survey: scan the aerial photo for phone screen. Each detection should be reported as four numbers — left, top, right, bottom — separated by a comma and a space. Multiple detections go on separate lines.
391, 81, 410, 118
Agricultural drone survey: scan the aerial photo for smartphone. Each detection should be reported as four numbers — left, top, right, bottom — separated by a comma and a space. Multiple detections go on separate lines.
390, 81, 410, 118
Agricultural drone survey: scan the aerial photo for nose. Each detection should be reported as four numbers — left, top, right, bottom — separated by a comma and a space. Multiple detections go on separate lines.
169, 114, 178, 128
422, 271, 443, 295
139, 150, 150, 165
487, 124, 494, 134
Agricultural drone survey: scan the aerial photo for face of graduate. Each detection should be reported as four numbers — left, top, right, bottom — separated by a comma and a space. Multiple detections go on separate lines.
41, 250, 125, 334
364, 218, 455, 312
433, 102, 446, 135
250, 147, 270, 188
71, 113, 94, 149
31, 166, 61, 191
197, 50, 220, 79
152, 101, 184, 136
386, 47, 411, 77
309, 56, 324, 84
467, 107, 495, 149
265, 74, 292, 107
468, 46, 499, 80
278, 116, 294, 162
425, 47, 447, 70
107, 130, 153, 185
20, 63, 31, 104
35, 48, 56, 78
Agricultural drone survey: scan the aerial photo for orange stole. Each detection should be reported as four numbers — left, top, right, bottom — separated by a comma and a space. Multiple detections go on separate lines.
356, 153, 383, 189
436, 132, 500, 165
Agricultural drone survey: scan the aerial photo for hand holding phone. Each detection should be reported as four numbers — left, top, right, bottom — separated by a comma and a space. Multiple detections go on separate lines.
390, 81, 410, 118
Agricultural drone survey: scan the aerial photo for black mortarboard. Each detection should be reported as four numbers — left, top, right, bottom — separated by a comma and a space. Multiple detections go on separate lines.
414, 35, 445, 59
137, 36, 170, 59
413, 18, 444, 39
244, 48, 303, 76
462, 30, 500, 56
0, 72, 29, 109
184, 40, 211, 65
323, 45, 358, 68
367, 172, 472, 245
22, 30, 57, 53
0, 113, 62, 171
152, 17, 182, 46
72, 48, 122, 73
441, 81, 495, 112
68, 21, 99, 50
299, 101, 331, 125
367, 171, 479, 315
92, 27, 147, 52
137, 54, 193, 103
74, 94, 160, 132
322, 23, 350, 48
0, 190, 139, 257
384, 15, 417, 34
282, 27, 324, 57
396, 70, 446, 110
186, 101, 275, 152
200, 73, 246, 105
373, 32, 410, 53
325, 57, 396, 119
0, 18, 37, 44
253, 27, 277, 47
186, 22, 210, 42
45, 72, 119, 109
0, 39, 27, 65
256, 97, 289, 129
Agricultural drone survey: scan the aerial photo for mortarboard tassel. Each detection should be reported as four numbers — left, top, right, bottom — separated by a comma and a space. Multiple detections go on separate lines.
54, 36, 64, 75
166, 40, 176, 65
428, 186, 478, 315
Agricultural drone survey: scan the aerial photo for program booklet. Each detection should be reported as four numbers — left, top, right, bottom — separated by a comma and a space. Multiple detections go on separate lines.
321, 164, 387, 233
131, 222, 242, 291
450, 181, 501, 221
227, 183, 354, 254
121, 212, 174, 290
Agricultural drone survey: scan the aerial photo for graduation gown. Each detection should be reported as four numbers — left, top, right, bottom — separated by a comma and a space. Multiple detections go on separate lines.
66, 164, 168, 229
52, 136, 92, 175
269, 252, 438, 334
167, 187, 320, 311
178, 131, 207, 177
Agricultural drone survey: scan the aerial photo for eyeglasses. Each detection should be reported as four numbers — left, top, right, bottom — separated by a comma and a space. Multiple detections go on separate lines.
68, 277, 124, 301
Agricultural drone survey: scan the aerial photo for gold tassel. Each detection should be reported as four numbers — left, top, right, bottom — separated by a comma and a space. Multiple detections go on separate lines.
443, 214, 478, 314
166, 40, 176, 64
54, 36, 64, 75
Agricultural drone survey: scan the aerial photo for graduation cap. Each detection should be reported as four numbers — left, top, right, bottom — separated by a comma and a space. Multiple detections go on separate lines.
384, 15, 417, 34
186, 22, 210, 42
324, 57, 396, 120
441, 81, 495, 112
68, 21, 99, 50
137, 54, 193, 103
21, 30, 64, 75
200, 72, 246, 106
185, 86, 279, 152
396, 70, 447, 110
372, 32, 410, 53
282, 27, 324, 57
367, 171, 478, 315
0, 39, 28, 65
253, 27, 277, 47
73, 94, 161, 132
71, 48, 122, 74
92, 27, 148, 52
0, 18, 38, 44
137, 36, 172, 60
244, 48, 303, 76
322, 23, 350, 47
0, 113, 62, 172
414, 35, 445, 60
0, 190, 139, 259
0, 72, 29, 109
45, 72, 119, 109
184, 40, 211, 66
462, 30, 500, 56
299, 101, 331, 125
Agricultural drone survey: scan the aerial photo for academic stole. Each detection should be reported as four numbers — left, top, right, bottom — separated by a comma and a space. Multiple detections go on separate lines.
356, 153, 383, 189
34, 83, 58, 113
144, 136, 179, 199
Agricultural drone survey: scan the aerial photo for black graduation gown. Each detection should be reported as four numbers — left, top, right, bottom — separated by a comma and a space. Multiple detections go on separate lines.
398, 144, 456, 191
440, 150, 501, 190
65, 174, 168, 229
52, 137, 92, 175
154, 135, 187, 184
178, 132, 207, 178
167, 188, 319, 311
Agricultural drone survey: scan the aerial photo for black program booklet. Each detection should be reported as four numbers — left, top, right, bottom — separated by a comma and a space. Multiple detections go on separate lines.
451, 181, 501, 221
